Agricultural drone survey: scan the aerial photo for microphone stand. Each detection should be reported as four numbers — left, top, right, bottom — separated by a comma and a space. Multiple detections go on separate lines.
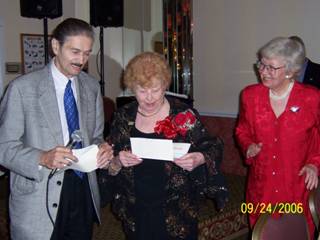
43, 17, 49, 65
99, 26, 105, 96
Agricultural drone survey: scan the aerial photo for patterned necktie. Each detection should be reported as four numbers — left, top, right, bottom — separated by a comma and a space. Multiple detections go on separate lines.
64, 80, 83, 178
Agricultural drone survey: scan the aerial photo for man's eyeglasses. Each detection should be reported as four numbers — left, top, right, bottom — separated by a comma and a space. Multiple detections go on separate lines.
256, 60, 285, 73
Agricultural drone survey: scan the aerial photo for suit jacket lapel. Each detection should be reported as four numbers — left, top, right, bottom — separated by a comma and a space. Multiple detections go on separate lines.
76, 74, 89, 146
39, 66, 64, 145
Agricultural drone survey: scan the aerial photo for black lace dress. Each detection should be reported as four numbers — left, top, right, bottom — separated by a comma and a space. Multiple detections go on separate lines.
131, 126, 169, 240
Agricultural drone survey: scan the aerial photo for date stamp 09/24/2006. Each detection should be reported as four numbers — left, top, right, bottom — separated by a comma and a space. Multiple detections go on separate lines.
240, 202, 304, 214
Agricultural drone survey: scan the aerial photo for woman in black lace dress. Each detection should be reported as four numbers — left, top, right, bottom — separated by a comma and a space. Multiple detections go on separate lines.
104, 52, 228, 240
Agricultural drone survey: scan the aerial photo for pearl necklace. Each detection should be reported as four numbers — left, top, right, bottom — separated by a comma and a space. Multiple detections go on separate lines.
137, 99, 165, 117
269, 82, 294, 101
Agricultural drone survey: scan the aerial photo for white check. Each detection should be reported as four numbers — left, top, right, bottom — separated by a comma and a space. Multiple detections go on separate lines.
130, 138, 190, 161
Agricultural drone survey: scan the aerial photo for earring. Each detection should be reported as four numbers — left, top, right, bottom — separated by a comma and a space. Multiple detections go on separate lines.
285, 75, 290, 79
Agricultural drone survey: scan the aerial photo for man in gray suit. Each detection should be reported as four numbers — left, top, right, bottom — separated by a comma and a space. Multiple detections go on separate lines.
0, 18, 113, 240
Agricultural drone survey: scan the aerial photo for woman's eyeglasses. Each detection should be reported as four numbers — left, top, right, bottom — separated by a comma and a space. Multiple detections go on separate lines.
256, 60, 285, 73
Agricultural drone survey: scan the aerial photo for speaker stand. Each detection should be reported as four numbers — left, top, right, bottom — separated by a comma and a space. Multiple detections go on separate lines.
43, 17, 49, 64
99, 26, 105, 96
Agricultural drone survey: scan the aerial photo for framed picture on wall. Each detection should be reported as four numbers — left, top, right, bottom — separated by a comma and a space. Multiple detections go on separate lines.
20, 33, 52, 74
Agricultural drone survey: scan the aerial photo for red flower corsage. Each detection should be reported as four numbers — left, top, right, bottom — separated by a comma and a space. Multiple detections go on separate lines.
154, 110, 196, 139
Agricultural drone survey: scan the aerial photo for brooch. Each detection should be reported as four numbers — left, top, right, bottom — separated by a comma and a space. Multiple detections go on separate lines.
290, 106, 300, 113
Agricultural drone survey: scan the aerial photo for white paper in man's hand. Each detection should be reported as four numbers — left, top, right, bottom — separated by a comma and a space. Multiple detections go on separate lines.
130, 138, 191, 161
65, 144, 99, 172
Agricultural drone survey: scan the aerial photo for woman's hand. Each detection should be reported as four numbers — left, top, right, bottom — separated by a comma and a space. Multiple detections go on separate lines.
299, 164, 318, 190
174, 152, 205, 171
97, 143, 114, 169
246, 143, 263, 158
119, 150, 143, 167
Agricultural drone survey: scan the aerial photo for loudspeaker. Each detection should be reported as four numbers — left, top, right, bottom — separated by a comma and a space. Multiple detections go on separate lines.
20, 0, 62, 19
90, 0, 123, 27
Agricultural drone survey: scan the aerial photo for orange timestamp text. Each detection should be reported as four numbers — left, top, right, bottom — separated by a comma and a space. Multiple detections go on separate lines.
240, 202, 303, 214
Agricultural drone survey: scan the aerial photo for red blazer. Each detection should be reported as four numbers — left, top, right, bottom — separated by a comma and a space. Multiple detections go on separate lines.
236, 82, 320, 232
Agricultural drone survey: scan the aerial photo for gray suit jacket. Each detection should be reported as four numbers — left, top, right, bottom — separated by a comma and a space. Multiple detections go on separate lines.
0, 63, 104, 240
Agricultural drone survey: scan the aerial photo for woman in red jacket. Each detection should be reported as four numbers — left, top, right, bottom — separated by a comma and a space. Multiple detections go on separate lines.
236, 37, 320, 237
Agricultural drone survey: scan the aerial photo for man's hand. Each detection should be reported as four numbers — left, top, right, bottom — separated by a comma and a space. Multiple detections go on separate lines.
40, 147, 78, 169
97, 143, 114, 169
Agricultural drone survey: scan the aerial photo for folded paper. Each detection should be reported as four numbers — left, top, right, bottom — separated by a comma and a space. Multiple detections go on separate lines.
66, 144, 99, 172
130, 137, 190, 161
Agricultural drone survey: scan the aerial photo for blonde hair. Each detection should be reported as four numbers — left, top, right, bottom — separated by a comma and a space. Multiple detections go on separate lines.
124, 52, 171, 91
